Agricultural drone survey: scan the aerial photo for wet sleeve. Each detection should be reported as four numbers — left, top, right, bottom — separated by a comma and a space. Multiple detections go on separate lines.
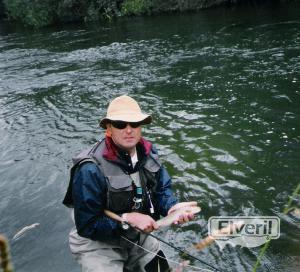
72, 162, 120, 241
156, 166, 178, 216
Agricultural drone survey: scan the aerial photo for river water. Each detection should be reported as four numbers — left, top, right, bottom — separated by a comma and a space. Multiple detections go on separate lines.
0, 3, 299, 272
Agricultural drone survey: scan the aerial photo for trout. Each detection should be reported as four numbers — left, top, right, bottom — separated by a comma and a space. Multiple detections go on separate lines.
104, 204, 201, 229
156, 205, 201, 228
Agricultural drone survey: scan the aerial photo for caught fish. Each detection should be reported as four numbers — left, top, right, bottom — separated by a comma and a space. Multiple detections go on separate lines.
104, 202, 201, 230
12, 223, 40, 241
156, 206, 201, 228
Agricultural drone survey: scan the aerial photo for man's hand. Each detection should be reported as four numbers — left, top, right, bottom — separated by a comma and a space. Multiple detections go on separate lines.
125, 212, 158, 233
167, 201, 197, 225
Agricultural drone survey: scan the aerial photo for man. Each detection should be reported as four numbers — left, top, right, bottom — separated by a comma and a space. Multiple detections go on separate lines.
63, 95, 194, 272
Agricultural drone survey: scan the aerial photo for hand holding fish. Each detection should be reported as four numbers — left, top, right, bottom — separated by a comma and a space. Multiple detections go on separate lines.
103, 201, 201, 231
157, 202, 201, 227
125, 212, 159, 233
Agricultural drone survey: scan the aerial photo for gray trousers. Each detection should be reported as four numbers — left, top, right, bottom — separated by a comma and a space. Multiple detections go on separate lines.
69, 227, 160, 272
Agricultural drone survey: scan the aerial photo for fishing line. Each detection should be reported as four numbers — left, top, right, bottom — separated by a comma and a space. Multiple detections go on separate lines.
133, 228, 221, 272
104, 209, 220, 271
121, 235, 213, 272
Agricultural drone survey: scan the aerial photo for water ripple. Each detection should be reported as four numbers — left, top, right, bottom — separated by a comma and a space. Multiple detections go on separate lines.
0, 7, 299, 272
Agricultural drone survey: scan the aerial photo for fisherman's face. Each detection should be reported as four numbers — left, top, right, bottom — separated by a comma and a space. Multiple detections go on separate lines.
107, 122, 142, 155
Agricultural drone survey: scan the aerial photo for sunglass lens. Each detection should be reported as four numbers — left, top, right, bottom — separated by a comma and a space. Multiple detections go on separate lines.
111, 121, 127, 129
111, 121, 142, 129
130, 122, 141, 128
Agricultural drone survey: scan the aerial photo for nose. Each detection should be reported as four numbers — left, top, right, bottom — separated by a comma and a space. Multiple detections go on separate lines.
125, 124, 133, 132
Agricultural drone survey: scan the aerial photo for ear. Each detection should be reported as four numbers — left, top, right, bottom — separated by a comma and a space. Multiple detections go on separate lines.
106, 124, 112, 137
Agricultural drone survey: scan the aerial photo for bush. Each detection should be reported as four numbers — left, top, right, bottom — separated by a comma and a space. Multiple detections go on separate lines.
121, 0, 152, 16
83, 0, 119, 21
4, 0, 57, 27
4, 0, 285, 27
3, 0, 119, 27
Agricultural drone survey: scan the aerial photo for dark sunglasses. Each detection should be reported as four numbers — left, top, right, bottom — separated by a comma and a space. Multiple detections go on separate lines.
110, 120, 142, 129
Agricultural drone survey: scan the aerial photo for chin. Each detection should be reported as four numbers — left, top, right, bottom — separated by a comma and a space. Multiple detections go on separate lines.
123, 144, 136, 150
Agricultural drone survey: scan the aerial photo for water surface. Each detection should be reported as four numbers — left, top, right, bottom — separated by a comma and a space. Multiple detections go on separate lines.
0, 3, 299, 272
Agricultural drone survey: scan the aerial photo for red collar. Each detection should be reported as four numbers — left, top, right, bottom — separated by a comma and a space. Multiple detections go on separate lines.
103, 136, 152, 161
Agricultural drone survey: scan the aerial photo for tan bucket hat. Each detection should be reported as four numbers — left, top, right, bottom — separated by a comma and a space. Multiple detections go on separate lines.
99, 95, 152, 128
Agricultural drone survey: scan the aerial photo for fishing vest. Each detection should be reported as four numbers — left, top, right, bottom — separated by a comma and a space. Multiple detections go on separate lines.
63, 139, 161, 217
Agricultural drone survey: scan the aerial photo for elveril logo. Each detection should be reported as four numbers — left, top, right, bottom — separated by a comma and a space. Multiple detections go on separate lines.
208, 216, 280, 250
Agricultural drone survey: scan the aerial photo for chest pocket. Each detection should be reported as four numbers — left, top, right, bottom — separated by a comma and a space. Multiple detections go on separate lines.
142, 156, 161, 190
106, 175, 134, 214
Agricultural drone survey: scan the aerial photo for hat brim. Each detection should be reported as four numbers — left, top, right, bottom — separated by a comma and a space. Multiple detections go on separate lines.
99, 114, 152, 129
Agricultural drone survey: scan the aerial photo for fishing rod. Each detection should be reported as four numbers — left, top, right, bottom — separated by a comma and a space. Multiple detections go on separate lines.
142, 229, 221, 272
121, 235, 211, 272
104, 210, 221, 272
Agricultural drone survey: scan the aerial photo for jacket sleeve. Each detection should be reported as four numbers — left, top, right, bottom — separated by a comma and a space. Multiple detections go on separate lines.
72, 162, 120, 240
155, 165, 178, 216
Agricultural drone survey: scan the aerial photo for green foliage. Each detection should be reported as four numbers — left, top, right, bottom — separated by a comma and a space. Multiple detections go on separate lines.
3, 0, 119, 27
121, 0, 152, 16
4, 0, 280, 27
84, 0, 118, 22
4, 0, 57, 27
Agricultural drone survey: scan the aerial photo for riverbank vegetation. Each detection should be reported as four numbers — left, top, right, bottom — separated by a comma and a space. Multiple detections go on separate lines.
0, 0, 296, 28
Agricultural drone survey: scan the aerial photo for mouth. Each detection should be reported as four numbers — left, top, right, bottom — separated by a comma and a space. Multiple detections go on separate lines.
124, 137, 134, 141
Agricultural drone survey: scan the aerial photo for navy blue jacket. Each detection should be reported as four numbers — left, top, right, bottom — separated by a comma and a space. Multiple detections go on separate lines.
72, 140, 177, 241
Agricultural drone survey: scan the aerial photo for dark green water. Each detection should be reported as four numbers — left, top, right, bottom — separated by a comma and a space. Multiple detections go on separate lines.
0, 3, 299, 272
